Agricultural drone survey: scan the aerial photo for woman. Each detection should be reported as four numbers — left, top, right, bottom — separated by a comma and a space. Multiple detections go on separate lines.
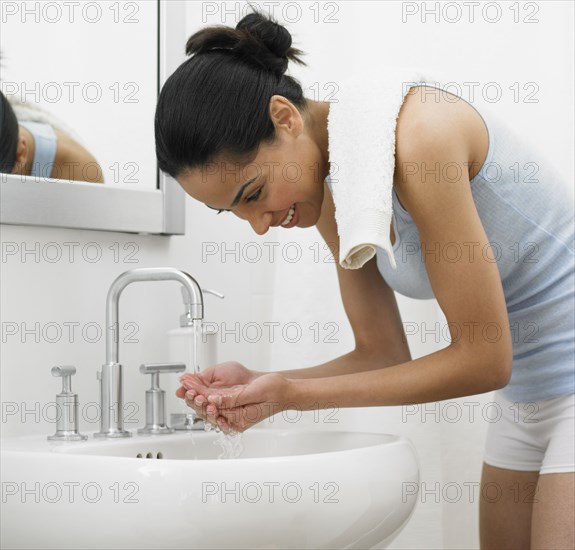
0, 91, 104, 183
154, 9, 574, 549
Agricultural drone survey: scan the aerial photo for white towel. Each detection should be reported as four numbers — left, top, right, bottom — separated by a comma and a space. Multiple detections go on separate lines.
326, 66, 439, 270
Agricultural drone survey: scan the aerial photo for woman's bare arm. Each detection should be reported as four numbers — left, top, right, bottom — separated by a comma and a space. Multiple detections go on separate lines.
284, 86, 513, 406
279, 175, 412, 379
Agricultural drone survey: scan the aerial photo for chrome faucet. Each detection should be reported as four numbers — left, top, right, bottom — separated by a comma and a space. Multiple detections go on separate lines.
95, 268, 204, 438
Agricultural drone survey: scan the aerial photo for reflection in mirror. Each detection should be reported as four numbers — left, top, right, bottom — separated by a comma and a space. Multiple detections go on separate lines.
1, 91, 104, 183
0, 0, 158, 188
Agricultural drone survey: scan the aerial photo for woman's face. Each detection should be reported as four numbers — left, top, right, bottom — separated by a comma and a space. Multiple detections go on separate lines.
177, 96, 329, 235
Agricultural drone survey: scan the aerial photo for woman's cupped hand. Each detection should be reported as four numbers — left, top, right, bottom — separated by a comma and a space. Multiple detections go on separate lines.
176, 361, 293, 433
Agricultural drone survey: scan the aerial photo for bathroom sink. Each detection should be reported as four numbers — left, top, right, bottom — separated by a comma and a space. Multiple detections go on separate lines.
1, 429, 419, 549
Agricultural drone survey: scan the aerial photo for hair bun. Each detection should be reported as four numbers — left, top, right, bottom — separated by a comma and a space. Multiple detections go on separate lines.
237, 12, 291, 60
186, 8, 305, 78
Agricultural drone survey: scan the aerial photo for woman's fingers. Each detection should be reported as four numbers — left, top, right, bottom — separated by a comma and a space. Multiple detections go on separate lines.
205, 403, 219, 424
217, 416, 234, 434
184, 391, 206, 415
184, 391, 196, 409
180, 375, 208, 393
194, 395, 210, 422
216, 415, 228, 429
179, 376, 233, 418
178, 374, 254, 430
182, 390, 223, 427
205, 386, 245, 409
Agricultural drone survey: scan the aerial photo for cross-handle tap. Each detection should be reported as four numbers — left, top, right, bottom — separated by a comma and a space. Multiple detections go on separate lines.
138, 363, 186, 435
48, 366, 87, 441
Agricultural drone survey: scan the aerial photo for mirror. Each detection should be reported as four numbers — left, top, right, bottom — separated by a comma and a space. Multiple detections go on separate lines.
0, 0, 186, 234
1, 0, 158, 187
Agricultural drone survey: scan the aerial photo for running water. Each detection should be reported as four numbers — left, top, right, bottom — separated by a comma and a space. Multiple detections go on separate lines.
201, 420, 243, 458
190, 318, 203, 375
176, 319, 203, 416
184, 319, 244, 458
213, 429, 244, 459
175, 319, 203, 428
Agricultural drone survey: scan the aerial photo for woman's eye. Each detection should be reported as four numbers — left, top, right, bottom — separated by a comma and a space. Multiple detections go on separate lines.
246, 188, 262, 203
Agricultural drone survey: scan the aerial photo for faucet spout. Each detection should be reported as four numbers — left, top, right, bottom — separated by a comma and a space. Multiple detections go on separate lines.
96, 268, 204, 438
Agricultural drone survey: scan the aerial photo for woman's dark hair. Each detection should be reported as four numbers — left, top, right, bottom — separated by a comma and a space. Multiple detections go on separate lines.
0, 90, 19, 174
155, 5, 307, 180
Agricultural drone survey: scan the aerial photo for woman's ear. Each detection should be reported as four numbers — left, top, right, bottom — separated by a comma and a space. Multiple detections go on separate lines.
269, 95, 301, 134
11, 129, 28, 174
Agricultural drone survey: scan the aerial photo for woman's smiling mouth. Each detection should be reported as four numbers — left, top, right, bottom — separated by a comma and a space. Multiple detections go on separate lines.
280, 203, 299, 228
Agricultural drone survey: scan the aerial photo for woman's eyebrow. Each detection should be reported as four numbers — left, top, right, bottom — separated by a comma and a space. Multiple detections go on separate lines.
205, 176, 258, 211
230, 176, 258, 208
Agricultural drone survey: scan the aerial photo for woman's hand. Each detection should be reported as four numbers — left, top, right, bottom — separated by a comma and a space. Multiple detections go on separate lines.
179, 370, 293, 433
176, 361, 262, 427
177, 361, 260, 394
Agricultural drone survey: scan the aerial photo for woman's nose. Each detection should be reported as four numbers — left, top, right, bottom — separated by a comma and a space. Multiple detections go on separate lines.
248, 211, 272, 235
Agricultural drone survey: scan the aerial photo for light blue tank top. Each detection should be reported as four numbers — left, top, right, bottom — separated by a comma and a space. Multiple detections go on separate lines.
18, 120, 57, 178
328, 96, 574, 403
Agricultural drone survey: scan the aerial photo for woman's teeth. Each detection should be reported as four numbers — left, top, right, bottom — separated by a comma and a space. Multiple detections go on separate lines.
281, 204, 296, 226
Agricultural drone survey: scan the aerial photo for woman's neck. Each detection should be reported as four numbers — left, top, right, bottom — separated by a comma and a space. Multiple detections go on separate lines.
307, 100, 331, 182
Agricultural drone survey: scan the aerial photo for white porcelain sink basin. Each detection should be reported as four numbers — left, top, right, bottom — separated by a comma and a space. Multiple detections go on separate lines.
1, 429, 419, 549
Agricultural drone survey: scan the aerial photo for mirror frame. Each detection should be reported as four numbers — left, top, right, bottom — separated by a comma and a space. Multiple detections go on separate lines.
0, 0, 186, 235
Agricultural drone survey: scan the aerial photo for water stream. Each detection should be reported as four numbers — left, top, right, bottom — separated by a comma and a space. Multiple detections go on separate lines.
188, 319, 244, 458
190, 318, 202, 375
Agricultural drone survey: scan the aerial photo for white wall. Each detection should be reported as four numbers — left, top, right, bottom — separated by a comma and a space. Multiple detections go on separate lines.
1, 1, 572, 549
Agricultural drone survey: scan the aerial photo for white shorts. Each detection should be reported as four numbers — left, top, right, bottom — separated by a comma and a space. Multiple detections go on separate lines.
483, 391, 575, 475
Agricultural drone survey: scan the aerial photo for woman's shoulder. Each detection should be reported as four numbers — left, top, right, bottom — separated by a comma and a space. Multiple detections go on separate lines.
394, 85, 490, 189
